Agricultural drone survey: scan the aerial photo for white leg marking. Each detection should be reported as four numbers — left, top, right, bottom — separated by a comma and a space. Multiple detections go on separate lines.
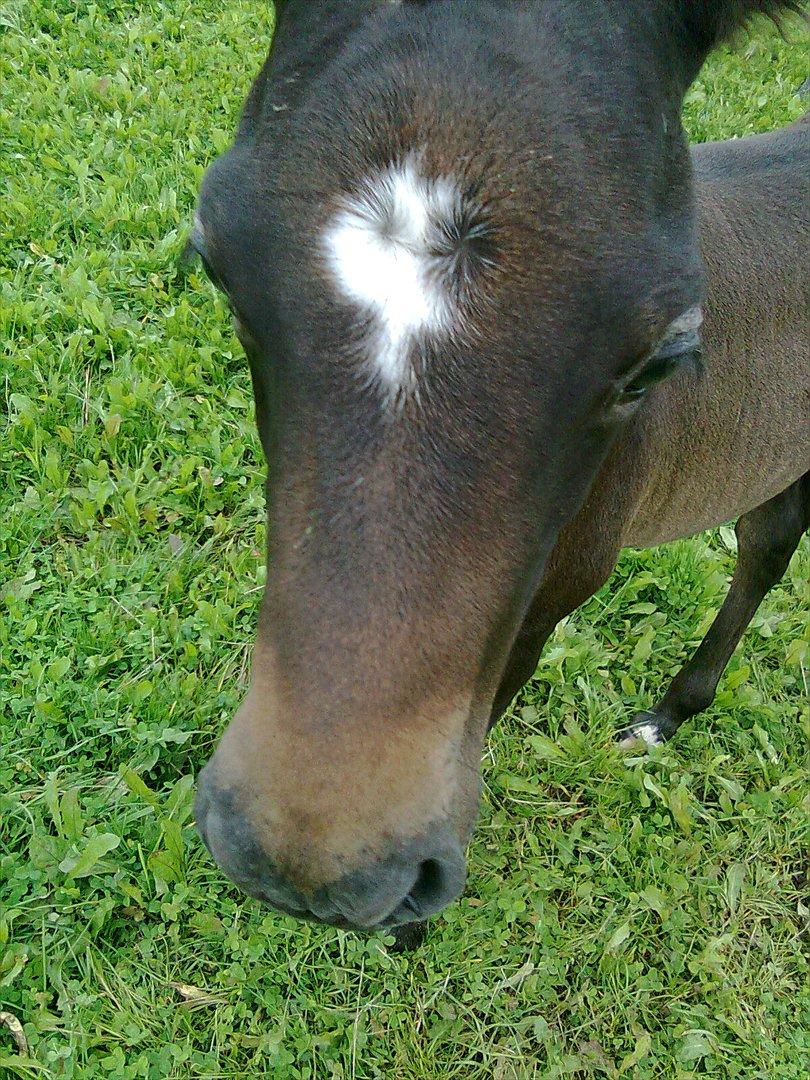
618, 720, 663, 750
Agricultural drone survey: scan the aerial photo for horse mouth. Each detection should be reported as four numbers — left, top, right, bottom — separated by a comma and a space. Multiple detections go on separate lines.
257, 894, 424, 932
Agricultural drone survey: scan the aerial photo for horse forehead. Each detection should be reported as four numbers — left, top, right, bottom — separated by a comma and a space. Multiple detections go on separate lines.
322, 155, 482, 404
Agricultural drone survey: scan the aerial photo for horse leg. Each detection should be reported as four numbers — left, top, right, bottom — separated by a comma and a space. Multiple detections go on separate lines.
619, 472, 809, 747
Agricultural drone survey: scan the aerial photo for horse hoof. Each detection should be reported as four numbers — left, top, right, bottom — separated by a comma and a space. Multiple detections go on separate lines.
617, 713, 664, 750
389, 920, 427, 953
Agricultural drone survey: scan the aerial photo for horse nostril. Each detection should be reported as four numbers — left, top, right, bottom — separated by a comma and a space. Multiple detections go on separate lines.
380, 850, 465, 928
409, 859, 445, 913
320, 835, 466, 929
384, 848, 466, 927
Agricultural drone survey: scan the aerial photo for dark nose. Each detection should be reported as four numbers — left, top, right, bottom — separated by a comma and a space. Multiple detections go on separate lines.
194, 773, 466, 929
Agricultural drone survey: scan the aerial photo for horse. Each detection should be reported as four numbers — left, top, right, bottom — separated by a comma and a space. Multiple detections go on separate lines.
189, 1, 808, 944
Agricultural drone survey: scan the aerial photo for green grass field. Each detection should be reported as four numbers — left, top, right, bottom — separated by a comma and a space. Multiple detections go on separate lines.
1, 3, 808, 1077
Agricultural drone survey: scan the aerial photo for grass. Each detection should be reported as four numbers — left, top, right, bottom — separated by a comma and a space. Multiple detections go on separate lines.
1, 3, 808, 1077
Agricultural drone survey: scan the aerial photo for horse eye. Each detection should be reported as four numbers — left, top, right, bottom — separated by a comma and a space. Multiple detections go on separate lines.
620, 304, 704, 402
623, 353, 684, 398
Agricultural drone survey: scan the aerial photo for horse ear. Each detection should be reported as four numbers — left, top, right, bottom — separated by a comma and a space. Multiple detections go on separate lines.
669, 1, 804, 83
